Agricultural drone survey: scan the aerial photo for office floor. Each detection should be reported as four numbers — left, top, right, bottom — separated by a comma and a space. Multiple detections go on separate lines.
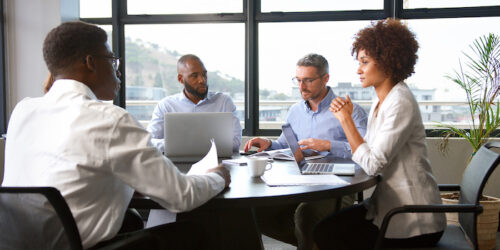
261, 233, 500, 250
262, 235, 295, 250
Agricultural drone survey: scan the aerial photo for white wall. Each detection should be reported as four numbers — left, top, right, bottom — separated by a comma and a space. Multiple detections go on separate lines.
427, 137, 500, 198
4, 0, 61, 120
2, 0, 77, 184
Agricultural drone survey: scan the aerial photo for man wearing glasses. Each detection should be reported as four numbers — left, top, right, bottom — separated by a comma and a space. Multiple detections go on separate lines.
4, 21, 230, 249
244, 53, 368, 250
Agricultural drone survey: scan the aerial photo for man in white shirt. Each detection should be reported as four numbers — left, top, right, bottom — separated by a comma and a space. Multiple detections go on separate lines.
3, 21, 230, 249
147, 54, 242, 153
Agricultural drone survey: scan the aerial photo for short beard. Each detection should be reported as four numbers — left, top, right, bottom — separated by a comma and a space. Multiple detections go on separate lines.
184, 81, 208, 100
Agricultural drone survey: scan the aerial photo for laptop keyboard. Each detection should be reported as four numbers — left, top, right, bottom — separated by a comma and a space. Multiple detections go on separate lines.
304, 163, 335, 174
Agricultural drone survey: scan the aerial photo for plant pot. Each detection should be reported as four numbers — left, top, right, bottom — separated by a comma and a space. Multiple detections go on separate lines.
441, 193, 500, 250
441, 193, 460, 226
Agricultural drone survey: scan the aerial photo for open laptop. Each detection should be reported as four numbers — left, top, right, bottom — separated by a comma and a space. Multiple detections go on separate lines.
164, 112, 233, 162
282, 123, 355, 175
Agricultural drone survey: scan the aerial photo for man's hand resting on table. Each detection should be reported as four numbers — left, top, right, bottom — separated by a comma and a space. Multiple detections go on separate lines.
243, 137, 272, 152
207, 164, 231, 188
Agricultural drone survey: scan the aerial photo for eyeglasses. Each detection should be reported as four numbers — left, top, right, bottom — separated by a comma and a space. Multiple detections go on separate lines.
291, 74, 324, 86
95, 55, 120, 70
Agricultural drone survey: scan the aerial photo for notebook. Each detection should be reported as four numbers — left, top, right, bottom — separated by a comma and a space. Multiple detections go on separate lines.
282, 123, 355, 175
164, 112, 233, 162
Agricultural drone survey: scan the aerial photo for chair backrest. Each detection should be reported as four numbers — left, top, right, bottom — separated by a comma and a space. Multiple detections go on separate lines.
0, 187, 83, 250
458, 142, 500, 248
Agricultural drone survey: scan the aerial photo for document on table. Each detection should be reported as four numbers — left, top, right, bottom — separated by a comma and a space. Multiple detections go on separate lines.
187, 138, 219, 175
250, 148, 326, 161
261, 173, 349, 186
147, 139, 218, 228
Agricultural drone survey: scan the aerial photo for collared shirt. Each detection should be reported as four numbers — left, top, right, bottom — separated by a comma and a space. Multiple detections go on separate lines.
353, 82, 446, 238
3, 80, 225, 248
270, 87, 368, 158
147, 91, 242, 153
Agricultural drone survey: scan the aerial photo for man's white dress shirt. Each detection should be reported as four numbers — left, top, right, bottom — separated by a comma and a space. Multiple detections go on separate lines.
353, 82, 446, 238
3, 80, 225, 248
147, 91, 242, 153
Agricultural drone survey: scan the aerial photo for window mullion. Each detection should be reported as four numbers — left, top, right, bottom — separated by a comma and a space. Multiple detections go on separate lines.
244, 0, 258, 136
112, 0, 126, 108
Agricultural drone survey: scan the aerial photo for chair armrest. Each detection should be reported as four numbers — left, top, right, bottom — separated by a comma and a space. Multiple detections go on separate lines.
373, 204, 483, 250
438, 184, 460, 192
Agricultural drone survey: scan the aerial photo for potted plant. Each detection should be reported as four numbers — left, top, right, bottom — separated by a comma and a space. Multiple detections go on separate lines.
437, 33, 500, 250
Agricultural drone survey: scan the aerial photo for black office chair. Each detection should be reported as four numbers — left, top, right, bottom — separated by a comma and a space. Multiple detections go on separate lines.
0, 186, 149, 250
374, 142, 500, 250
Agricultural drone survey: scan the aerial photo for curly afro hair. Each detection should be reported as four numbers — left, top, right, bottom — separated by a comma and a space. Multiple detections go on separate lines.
43, 21, 108, 75
352, 19, 419, 84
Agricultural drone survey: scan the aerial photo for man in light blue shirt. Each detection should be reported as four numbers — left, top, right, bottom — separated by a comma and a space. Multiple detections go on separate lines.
147, 54, 242, 153
244, 55, 367, 158
244, 54, 368, 250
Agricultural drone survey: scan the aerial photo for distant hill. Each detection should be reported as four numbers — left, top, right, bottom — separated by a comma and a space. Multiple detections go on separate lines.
124, 37, 244, 99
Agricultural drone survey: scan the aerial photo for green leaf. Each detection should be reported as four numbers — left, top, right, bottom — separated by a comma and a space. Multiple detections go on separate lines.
441, 33, 500, 154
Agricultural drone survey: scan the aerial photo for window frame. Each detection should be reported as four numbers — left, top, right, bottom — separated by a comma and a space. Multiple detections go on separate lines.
0, 0, 6, 135
78, 0, 500, 137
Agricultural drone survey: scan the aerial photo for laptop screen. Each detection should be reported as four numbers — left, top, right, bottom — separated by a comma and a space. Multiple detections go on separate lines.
164, 112, 233, 161
282, 123, 307, 169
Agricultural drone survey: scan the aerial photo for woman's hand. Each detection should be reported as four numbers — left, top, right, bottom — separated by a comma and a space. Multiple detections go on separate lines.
329, 95, 353, 121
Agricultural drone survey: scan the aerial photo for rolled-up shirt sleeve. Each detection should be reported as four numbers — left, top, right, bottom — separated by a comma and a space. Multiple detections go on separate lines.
330, 140, 352, 158
270, 133, 289, 150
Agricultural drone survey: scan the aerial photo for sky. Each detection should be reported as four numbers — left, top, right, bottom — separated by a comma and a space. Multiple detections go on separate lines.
80, 0, 500, 101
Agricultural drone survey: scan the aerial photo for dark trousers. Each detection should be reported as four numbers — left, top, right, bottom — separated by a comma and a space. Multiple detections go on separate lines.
91, 209, 207, 250
256, 195, 354, 250
314, 204, 443, 250
91, 220, 207, 250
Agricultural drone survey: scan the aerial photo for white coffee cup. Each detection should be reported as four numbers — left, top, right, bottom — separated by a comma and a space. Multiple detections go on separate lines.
247, 156, 272, 177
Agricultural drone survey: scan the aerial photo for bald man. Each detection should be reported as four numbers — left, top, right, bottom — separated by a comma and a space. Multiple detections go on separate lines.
147, 54, 242, 153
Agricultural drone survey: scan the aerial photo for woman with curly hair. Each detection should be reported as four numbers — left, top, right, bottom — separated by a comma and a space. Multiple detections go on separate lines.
314, 19, 446, 249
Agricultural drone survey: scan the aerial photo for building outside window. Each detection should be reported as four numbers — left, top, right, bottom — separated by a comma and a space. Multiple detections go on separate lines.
78, 0, 500, 135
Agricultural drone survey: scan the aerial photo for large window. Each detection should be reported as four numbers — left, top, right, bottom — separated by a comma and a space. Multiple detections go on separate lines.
259, 21, 371, 128
403, 0, 500, 9
124, 24, 245, 126
80, 0, 111, 18
78, 0, 500, 136
261, 0, 383, 12
405, 17, 500, 128
127, 0, 243, 14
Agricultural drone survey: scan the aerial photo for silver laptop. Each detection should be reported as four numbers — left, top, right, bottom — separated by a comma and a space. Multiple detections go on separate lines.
164, 112, 233, 162
282, 123, 355, 175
